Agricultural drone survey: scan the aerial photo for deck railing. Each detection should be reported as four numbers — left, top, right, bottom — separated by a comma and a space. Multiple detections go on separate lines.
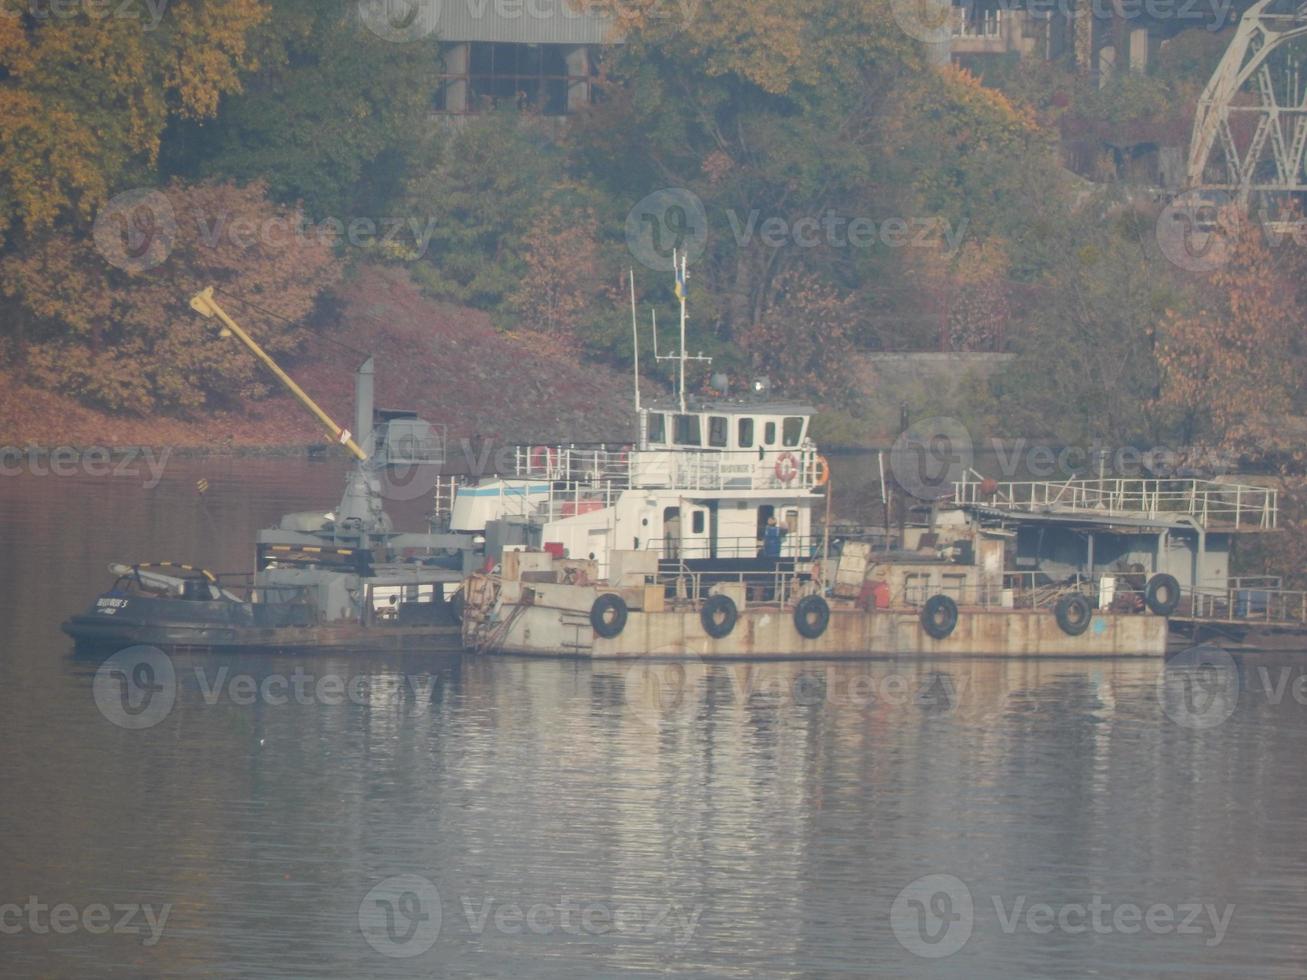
514, 445, 826, 492
1177, 586, 1307, 628
640, 535, 826, 562
953, 476, 1278, 530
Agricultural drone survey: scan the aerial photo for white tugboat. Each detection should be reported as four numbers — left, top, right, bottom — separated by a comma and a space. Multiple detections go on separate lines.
452, 260, 1186, 659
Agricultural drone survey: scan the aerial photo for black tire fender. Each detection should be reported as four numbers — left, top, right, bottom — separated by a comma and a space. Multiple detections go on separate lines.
1144, 573, 1181, 616
921, 595, 959, 640
591, 593, 628, 639
794, 595, 831, 639
1055, 593, 1093, 636
701, 594, 738, 639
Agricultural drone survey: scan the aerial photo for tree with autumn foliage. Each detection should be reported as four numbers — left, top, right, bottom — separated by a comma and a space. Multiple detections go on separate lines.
575, 0, 924, 348
402, 113, 565, 311
508, 201, 619, 350
879, 66, 1051, 250
0, 0, 266, 244
1152, 209, 1307, 588
739, 271, 859, 403
1155, 210, 1297, 455
566, 6, 1063, 402
1, 181, 342, 414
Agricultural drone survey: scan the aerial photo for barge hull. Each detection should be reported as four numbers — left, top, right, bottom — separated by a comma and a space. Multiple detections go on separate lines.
478, 604, 1169, 659
62, 616, 464, 655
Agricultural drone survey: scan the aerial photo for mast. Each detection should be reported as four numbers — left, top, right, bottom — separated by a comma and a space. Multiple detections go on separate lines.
630, 269, 641, 414
676, 250, 688, 414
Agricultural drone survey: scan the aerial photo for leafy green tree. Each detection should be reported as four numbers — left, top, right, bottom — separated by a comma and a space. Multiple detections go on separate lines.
402, 113, 565, 310
990, 205, 1175, 443
577, 0, 923, 352
163, 0, 443, 218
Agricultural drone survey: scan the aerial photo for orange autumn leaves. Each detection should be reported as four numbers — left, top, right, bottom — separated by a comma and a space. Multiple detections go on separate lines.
1155, 210, 1300, 455
1, 181, 341, 415
0, 0, 266, 243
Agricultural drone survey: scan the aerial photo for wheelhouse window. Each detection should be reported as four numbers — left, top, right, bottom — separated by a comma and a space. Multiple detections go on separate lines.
764, 421, 777, 446
674, 414, 702, 446
783, 417, 804, 447
646, 412, 666, 444
738, 418, 754, 448
708, 416, 728, 448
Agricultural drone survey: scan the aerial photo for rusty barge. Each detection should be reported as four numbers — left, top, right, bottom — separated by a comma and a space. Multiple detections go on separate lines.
447, 260, 1285, 660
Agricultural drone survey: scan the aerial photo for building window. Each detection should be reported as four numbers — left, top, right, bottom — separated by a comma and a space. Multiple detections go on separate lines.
738, 418, 754, 448
439, 42, 592, 116
708, 416, 728, 448
953, 5, 1002, 37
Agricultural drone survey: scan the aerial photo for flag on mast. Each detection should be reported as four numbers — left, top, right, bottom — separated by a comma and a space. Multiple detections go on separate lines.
674, 251, 687, 303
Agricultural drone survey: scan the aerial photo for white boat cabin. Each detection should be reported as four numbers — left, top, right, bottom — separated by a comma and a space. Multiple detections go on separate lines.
451, 401, 830, 576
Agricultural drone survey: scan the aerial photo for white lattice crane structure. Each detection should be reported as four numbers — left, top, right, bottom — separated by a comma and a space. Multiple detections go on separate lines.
1187, 0, 1307, 204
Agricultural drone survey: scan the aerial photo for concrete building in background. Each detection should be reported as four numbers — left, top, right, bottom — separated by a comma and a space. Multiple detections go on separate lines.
944, 3, 1155, 77
431, 3, 616, 116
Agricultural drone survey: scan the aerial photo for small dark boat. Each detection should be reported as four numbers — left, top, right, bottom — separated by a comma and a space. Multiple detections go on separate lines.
63, 561, 464, 654
62, 290, 481, 655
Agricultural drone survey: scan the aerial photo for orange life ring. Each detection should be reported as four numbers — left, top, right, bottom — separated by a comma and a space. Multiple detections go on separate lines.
775, 452, 799, 485
529, 445, 557, 475
813, 455, 831, 488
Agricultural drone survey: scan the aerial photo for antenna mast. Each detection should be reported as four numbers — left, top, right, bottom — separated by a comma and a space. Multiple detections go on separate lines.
677, 250, 687, 414
630, 269, 641, 414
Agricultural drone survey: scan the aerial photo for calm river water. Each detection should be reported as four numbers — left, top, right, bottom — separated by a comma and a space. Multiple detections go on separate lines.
1, 457, 1306, 977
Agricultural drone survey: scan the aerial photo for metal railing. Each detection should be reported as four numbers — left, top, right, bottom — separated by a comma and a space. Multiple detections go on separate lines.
954, 476, 1278, 530
534, 481, 623, 523
640, 535, 826, 562
515, 445, 826, 493
515, 444, 632, 485
1179, 586, 1307, 627
1229, 575, 1284, 590
654, 565, 817, 607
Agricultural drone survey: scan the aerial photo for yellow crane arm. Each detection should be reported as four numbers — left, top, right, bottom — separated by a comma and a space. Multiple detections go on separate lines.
189, 287, 368, 462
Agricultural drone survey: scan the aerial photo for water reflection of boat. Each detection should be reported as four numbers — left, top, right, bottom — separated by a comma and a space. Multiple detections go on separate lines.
62, 290, 478, 655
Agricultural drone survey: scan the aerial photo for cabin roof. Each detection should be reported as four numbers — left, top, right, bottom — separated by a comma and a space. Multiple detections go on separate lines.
644, 400, 816, 415
962, 504, 1199, 534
